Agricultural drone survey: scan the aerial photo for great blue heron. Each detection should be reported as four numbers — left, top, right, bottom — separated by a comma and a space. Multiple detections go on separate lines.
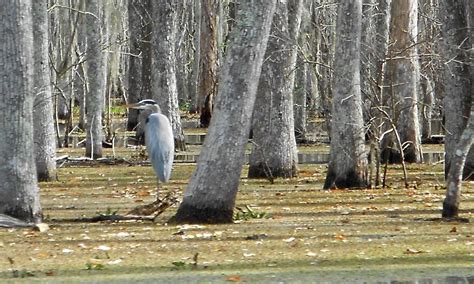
126, 99, 174, 194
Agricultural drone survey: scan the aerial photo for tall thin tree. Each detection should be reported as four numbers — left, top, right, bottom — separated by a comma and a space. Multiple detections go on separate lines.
440, 0, 473, 179
248, 0, 303, 179
152, 0, 186, 151
127, 0, 145, 130
33, 0, 57, 181
381, 0, 422, 163
197, 0, 218, 127
85, 0, 106, 159
171, 0, 276, 224
323, 0, 368, 189
440, 0, 473, 217
0, 0, 42, 223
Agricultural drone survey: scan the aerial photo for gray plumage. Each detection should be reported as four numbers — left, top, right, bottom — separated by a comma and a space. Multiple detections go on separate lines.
127, 100, 174, 183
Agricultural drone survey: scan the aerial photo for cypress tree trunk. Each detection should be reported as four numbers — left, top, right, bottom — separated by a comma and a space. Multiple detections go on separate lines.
171, 0, 276, 224
85, 0, 106, 159
440, 0, 472, 178
197, 0, 218, 127
443, 106, 474, 218
127, 0, 145, 131
152, 0, 186, 151
382, 0, 422, 163
323, 0, 368, 189
248, 0, 303, 179
33, 0, 57, 181
0, 0, 42, 223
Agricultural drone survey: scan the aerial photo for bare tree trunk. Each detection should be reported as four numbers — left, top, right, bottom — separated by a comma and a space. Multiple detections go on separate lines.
315, 1, 338, 136
303, 0, 321, 116
294, 53, 308, 143
151, 0, 186, 151
323, 0, 368, 189
248, 0, 303, 179
382, 0, 423, 163
0, 0, 42, 223
171, 0, 276, 224
362, 0, 391, 186
443, 105, 474, 218
85, 0, 106, 159
197, 0, 218, 127
141, 0, 153, 99
127, 0, 145, 130
76, 1, 87, 131
175, 0, 192, 109
440, 0, 472, 178
421, 75, 434, 140
33, 0, 57, 181
440, 0, 473, 217
293, 0, 313, 143
418, 0, 437, 142
50, 0, 75, 121
189, 0, 201, 113
131, 0, 153, 143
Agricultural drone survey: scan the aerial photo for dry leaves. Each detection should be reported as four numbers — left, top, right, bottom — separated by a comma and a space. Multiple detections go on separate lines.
226, 275, 241, 282
404, 248, 424, 254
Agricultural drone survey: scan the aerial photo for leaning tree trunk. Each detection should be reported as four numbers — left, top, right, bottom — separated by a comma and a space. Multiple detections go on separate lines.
33, 0, 57, 181
0, 0, 42, 223
171, 0, 276, 224
248, 0, 303, 179
151, 0, 186, 151
381, 0, 423, 163
441, 0, 473, 217
323, 0, 368, 189
443, 103, 474, 218
197, 0, 218, 127
440, 0, 472, 179
85, 0, 106, 159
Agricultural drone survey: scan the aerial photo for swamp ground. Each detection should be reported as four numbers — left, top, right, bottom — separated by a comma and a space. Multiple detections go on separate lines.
0, 144, 473, 283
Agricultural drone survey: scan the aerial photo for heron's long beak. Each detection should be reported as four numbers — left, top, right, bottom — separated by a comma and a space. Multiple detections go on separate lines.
124, 103, 142, 109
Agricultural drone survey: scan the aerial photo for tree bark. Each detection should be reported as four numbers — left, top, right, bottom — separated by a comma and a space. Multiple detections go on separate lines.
440, 0, 473, 217
132, 0, 153, 143
440, 0, 472, 179
127, 0, 143, 130
197, 0, 218, 127
189, 0, 201, 113
85, 0, 106, 159
294, 52, 308, 143
248, 0, 303, 179
0, 0, 42, 223
33, 0, 57, 181
421, 75, 434, 141
382, 0, 423, 163
443, 104, 474, 218
171, 0, 276, 224
151, 0, 186, 151
323, 0, 368, 189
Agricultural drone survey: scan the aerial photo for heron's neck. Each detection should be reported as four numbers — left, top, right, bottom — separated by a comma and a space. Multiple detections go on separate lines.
151, 104, 162, 114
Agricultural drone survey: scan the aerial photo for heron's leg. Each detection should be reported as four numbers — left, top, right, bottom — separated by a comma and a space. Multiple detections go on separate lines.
156, 179, 160, 200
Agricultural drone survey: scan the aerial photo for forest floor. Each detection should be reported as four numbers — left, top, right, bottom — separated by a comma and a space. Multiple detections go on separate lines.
0, 145, 473, 283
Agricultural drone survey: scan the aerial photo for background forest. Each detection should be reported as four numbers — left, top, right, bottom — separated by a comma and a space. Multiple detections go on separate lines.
0, 0, 473, 281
